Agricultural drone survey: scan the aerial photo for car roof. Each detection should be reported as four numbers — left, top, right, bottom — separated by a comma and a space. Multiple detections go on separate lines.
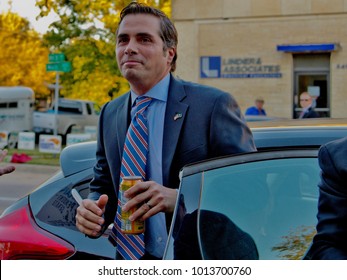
249, 118, 347, 149
59, 118, 347, 176
247, 117, 347, 128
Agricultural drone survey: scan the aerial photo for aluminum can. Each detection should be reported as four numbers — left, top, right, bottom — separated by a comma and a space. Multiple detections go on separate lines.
119, 176, 145, 234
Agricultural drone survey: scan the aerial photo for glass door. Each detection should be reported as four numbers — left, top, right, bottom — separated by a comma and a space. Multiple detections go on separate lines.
293, 54, 330, 119
294, 72, 330, 118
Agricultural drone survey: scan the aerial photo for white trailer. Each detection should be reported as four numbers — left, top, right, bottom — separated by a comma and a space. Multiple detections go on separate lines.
0, 86, 35, 133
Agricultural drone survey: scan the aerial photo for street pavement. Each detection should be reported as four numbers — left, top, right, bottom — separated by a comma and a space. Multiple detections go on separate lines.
0, 163, 60, 214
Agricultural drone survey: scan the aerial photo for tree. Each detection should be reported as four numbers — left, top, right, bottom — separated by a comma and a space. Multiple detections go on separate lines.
36, 0, 171, 107
0, 12, 54, 99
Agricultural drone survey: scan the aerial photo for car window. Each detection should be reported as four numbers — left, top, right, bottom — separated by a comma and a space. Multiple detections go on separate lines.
164, 172, 203, 259
198, 157, 320, 260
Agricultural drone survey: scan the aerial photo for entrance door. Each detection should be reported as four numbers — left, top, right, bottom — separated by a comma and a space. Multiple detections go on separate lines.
293, 54, 330, 118
294, 73, 329, 118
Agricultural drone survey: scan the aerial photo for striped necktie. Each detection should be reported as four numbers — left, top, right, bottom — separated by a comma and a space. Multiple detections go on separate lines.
109, 96, 152, 260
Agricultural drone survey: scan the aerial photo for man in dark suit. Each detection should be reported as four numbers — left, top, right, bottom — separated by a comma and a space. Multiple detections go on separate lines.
298, 91, 319, 118
304, 136, 347, 259
76, 2, 256, 259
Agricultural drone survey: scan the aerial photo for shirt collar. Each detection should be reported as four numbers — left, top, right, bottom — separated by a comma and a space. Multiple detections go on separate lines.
130, 74, 170, 106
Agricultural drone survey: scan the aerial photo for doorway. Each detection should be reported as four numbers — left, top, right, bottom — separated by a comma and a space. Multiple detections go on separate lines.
293, 54, 330, 118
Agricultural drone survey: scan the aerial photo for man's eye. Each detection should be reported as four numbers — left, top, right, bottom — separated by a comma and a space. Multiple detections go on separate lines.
117, 38, 128, 44
141, 37, 151, 43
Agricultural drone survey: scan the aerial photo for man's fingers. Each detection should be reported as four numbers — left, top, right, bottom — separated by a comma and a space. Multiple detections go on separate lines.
0, 165, 15, 176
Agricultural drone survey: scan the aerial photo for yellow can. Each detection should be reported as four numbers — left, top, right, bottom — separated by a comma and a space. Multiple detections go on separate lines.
119, 176, 145, 234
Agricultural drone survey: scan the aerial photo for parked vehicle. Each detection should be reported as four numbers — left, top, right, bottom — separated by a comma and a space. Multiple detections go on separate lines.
33, 98, 99, 138
1, 118, 347, 259
0, 86, 35, 133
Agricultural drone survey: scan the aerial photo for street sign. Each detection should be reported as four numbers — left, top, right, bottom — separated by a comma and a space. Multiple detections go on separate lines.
49, 53, 66, 63
46, 61, 72, 72
46, 54, 71, 135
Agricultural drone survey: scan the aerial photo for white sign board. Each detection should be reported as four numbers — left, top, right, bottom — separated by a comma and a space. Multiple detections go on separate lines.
18, 132, 35, 150
0, 131, 9, 149
66, 133, 92, 146
84, 126, 97, 139
308, 86, 320, 97
39, 134, 62, 154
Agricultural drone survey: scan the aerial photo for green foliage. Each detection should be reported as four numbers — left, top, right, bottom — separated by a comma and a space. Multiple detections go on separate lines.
0, 12, 54, 99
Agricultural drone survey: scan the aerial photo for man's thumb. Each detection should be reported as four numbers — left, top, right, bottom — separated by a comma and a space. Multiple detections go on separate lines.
97, 194, 108, 211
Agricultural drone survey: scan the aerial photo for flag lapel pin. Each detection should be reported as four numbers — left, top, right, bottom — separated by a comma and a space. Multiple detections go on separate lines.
174, 113, 182, 121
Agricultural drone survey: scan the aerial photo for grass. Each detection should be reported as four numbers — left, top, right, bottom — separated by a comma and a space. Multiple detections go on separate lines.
6, 147, 61, 166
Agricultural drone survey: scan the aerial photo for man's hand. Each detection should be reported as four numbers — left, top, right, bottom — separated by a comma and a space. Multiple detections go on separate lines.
122, 181, 178, 222
0, 149, 15, 176
76, 194, 108, 237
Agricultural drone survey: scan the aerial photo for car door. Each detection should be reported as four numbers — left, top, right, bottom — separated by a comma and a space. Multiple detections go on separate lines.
163, 149, 320, 260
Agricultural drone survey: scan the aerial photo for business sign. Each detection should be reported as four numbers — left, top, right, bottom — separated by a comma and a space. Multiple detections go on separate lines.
18, 132, 35, 150
39, 134, 62, 154
200, 56, 282, 78
200, 56, 221, 78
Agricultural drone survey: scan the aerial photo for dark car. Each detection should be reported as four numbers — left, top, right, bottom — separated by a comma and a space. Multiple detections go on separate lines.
0, 141, 115, 260
1, 118, 347, 259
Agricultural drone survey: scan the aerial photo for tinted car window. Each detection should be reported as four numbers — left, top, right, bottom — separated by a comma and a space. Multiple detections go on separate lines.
198, 157, 320, 260
164, 150, 321, 260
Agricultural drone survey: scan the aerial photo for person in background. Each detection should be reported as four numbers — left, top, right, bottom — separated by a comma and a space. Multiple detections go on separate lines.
304, 136, 347, 259
298, 91, 319, 118
0, 149, 15, 176
245, 97, 267, 116
75, 2, 256, 260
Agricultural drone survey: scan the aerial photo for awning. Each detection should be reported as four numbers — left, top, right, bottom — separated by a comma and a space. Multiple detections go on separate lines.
277, 43, 339, 53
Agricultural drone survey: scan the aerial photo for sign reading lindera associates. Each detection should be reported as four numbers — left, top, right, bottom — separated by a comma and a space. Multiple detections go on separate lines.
200, 56, 282, 78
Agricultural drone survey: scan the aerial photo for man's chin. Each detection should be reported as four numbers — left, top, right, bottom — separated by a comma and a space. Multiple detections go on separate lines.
122, 69, 142, 80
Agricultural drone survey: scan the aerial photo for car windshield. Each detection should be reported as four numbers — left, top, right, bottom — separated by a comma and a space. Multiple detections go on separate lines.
198, 157, 320, 260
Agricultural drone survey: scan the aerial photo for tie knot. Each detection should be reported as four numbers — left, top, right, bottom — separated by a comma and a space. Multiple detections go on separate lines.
135, 96, 152, 114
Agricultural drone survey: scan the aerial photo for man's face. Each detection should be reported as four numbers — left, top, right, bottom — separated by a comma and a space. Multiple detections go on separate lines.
116, 14, 175, 94
255, 100, 264, 109
300, 93, 312, 108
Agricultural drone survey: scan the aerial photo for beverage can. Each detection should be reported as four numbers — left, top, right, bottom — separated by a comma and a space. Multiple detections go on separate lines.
119, 176, 145, 234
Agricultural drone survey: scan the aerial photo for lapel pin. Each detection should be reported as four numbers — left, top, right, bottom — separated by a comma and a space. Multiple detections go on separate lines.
174, 113, 182, 121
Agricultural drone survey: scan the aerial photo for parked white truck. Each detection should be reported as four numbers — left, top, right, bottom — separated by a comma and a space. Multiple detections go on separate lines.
1, 86, 99, 145
33, 98, 100, 139
0, 86, 35, 133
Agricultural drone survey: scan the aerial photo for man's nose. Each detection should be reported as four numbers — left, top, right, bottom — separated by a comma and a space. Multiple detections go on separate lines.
125, 39, 138, 55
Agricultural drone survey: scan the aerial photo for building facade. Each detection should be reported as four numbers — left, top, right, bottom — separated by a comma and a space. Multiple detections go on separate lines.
172, 0, 347, 118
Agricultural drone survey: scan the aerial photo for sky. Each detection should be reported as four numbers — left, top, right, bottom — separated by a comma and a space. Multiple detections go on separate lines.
0, 0, 59, 34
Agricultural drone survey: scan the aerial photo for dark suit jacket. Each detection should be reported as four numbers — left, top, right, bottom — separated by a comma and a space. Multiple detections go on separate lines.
301, 107, 319, 118
304, 136, 347, 259
88, 74, 256, 229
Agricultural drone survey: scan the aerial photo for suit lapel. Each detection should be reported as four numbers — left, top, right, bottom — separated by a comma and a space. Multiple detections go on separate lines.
162, 76, 188, 186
